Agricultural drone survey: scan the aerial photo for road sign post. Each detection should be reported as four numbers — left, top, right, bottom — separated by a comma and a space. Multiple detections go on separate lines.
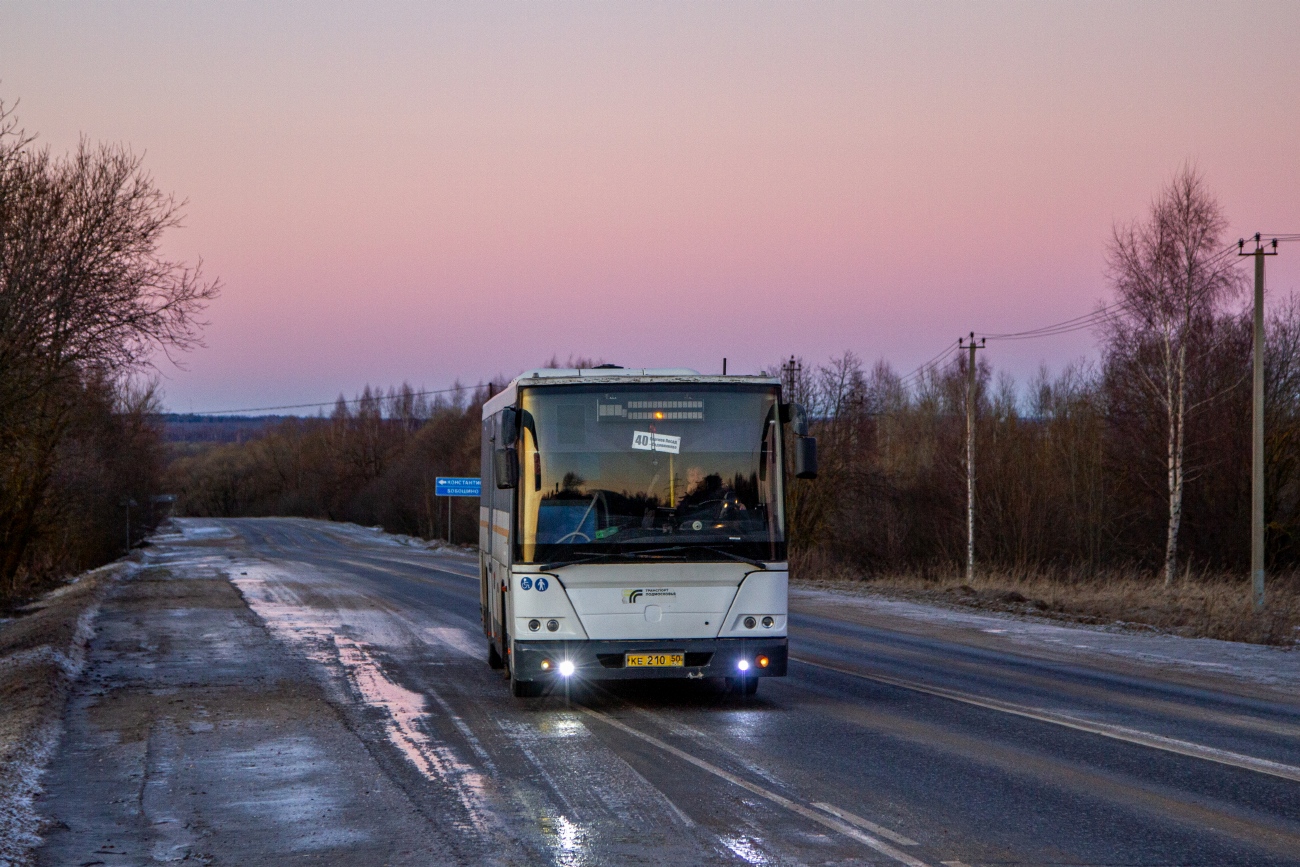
434, 477, 481, 545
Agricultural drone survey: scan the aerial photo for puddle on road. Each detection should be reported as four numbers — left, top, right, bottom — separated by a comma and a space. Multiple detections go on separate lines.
720, 834, 775, 865
217, 736, 370, 851
539, 815, 591, 867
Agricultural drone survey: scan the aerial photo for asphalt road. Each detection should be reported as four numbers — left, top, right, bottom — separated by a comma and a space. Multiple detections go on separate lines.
34, 518, 1300, 866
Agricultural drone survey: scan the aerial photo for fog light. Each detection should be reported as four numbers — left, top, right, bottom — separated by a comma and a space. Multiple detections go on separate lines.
540, 658, 552, 671
737, 659, 750, 672
761, 616, 775, 628
756, 655, 770, 668
546, 619, 559, 632
528, 619, 540, 632
743, 616, 756, 629
558, 660, 576, 677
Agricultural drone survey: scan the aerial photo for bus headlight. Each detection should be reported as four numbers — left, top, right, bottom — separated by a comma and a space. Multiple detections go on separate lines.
558, 660, 576, 677
756, 655, 770, 668
737, 659, 750, 672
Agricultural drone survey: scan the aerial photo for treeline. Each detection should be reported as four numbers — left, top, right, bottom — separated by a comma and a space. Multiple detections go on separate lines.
0, 101, 214, 605
160, 167, 1299, 587
785, 300, 1300, 578
164, 357, 608, 536
790, 169, 1300, 581
166, 384, 493, 542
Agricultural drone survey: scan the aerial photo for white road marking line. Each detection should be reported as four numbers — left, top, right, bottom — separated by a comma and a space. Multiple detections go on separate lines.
793, 656, 1300, 785
811, 802, 919, 846
941, 861, 973, 867
580, 707, 934, 867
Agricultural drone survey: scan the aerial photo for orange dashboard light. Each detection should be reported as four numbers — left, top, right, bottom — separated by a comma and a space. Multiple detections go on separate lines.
756, 655, 770, 669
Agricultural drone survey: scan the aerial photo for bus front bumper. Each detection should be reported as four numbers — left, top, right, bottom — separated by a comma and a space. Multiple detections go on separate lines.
511, 637, 788, 682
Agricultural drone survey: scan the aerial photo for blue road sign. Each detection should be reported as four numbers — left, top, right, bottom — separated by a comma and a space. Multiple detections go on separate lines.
435, 476, 481, 497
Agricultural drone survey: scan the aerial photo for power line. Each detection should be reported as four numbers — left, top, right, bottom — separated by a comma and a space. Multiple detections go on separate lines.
899, 340, 961, 386
174, 383, 485, 416
975, 240, 1249, 345
893, 238, 1273, 388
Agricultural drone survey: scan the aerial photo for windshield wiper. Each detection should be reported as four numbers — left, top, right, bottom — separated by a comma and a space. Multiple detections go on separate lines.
634, 545, 768, 569
535, 551, 648, 571
536, 546, 767, 571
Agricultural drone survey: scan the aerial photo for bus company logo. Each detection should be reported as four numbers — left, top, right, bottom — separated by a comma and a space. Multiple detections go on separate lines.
623, 588, 675, 604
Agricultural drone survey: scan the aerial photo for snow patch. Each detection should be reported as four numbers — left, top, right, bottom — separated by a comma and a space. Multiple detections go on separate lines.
422, 627, 480, 658
0, 563, 128, 867
229, 564, 494, 834
332, 636, 492, 832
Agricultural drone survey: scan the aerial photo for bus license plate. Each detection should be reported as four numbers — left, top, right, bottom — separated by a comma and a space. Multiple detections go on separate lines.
625, 652, 684, 668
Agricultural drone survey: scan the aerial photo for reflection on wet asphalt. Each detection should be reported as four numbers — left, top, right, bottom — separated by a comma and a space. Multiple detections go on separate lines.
34, 518, 1300, 866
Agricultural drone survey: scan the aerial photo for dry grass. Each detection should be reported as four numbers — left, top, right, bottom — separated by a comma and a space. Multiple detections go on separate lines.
790, 549, 1300, 646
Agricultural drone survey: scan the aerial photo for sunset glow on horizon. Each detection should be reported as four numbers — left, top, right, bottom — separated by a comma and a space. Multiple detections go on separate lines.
4, 2, 1298, 413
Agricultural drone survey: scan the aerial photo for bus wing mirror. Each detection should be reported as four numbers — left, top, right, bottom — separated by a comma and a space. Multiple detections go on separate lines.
794, 436, 818, 480
494, 448, 519, 489
783, 402, 809, 436
500, 407, 520, 446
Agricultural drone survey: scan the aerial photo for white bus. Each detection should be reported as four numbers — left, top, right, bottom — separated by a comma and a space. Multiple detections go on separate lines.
479, 367, 816, 697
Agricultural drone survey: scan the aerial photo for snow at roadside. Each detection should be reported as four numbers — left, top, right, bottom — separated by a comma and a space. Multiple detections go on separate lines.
791, 586, 1300, 693
0, 564, 128, 867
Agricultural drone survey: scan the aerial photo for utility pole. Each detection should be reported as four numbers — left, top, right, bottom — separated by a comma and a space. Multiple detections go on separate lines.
958, 333, 985, 584
782, 356, 802, 401
119, 497, 137, 554
1240, 234, 1278, 613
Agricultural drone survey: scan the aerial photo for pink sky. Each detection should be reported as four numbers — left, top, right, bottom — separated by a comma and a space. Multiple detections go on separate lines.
3, 2, 1298, 413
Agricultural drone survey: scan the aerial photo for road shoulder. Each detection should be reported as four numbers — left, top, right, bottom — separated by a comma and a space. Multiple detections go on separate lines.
791, 583, 1300, 701
29, 547, 449, 866
0, 561, 123, 867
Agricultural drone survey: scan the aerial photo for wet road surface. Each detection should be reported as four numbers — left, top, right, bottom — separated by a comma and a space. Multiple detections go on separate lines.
34, 518, 1300, 866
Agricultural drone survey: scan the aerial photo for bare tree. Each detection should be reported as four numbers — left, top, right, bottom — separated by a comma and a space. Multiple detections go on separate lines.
1103, 165, 1241, 585
0, 99, 218, 593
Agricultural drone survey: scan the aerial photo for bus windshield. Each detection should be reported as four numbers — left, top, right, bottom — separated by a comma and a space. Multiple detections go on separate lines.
516, 383, 784, 563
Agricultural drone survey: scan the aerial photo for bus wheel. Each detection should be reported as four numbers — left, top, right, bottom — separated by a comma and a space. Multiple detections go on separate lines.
730, 676, 758, 697
488, 640, 504, 670
511, 670, 544, 698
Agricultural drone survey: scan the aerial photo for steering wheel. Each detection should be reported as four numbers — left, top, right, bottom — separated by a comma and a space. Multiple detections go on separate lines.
555, 493, 599, 544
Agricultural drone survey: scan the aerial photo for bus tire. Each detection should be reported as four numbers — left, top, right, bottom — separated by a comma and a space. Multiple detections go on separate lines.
730, 676, 758, 697
488, 640, 504, 670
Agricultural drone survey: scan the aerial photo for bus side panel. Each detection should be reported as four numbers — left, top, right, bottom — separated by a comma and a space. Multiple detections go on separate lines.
488, 412, 515, 659
479, 416, 493, 638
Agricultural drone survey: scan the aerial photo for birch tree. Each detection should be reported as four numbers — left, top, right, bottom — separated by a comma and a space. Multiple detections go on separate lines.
1104, 166, 1240, 585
